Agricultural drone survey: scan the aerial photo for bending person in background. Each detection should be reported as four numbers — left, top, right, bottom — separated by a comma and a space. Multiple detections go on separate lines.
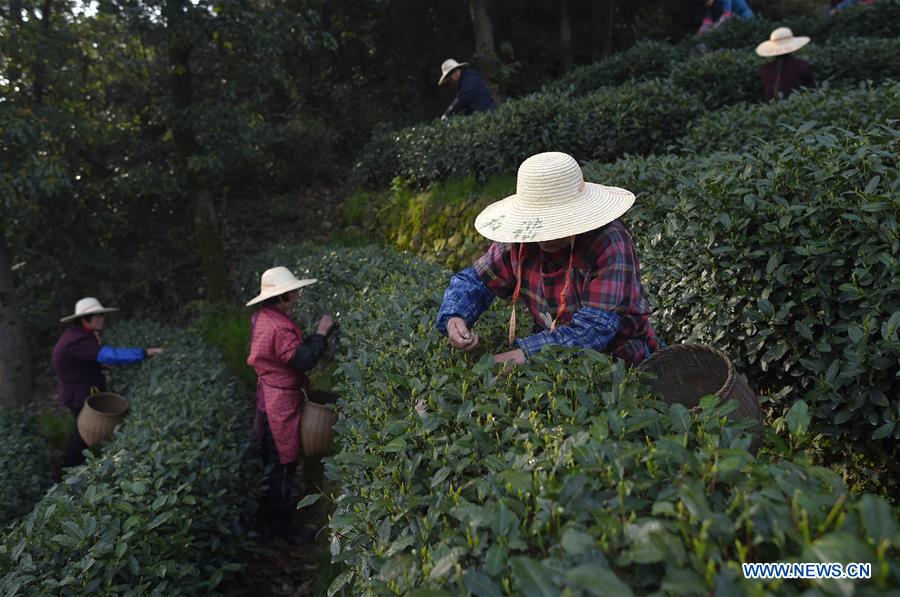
52, 297, 162, 468
436, 152, 662, 369
246, 266, 334, 544
439, 58, 496, 120
699, 0, 754, 33
756, 28, 815, 101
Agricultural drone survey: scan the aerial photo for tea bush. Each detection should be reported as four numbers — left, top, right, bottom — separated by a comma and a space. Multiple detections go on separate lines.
239, 245, 899, 595
688, 1, 899, 52
584, 125, 900, 454
545, 41, 687, 97
680, 81, 900, 154
671, 37, 900, 109
0, 322, 263, 595
354, 80, 702, 188
817, 0, 900, 40
0, 409, 53, 528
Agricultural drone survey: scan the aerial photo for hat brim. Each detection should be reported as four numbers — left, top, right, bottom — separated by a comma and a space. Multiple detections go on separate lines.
438, 62, 468, 86
474, 183, 635, 243
245, 278, 317, 307
755, 36, 810, 57
60, 307, 119, 323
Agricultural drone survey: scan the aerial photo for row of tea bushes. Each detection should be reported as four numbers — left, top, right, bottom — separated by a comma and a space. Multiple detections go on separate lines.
355, 34, 899, 188
583, 125, 899, 455
0, 322, 262, 595
692, 0, 900, 52
670, 37, 900, 109
679, 81, 900, 154
0, 409, 53, 528
545, 41, 686, 97
240, 245, 899, 595
354, 79, 701, 188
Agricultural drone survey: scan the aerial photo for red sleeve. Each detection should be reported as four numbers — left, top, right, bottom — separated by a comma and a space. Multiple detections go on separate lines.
272, 325, 302, 364
473, 242, 517, 299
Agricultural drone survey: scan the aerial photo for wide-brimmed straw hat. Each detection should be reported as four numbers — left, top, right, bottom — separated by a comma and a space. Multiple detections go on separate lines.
438, 58, 468, 85
246, 266, 317, 307
755, 27, 810, 57
473, 152, 635, 243
60, 297, 119, 323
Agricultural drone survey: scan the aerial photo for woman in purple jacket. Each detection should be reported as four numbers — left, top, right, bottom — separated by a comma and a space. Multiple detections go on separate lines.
52, 297, 162, 467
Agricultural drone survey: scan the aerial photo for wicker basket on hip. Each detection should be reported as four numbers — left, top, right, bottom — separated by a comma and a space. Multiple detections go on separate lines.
638, 344, 762, 452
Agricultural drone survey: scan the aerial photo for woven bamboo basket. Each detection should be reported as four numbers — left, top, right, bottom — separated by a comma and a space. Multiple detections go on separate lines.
638, 344, 762, 451
77, 391, 129, 447
300, 390, 339, 458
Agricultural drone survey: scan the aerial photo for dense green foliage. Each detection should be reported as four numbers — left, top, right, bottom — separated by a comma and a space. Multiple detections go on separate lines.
687, 1, 900, 52
239, 245, 899, 595
0, 410, 52, 528
356, 79, 702, 188
670, 37, 900, 109
545, 41, 687, 96
357, 30, 900, 188
0, 322, 262, 594
584, 125, 900, 455
680, 82, 900, 154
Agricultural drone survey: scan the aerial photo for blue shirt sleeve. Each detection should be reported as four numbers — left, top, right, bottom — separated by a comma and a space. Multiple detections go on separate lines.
436, 267, 495, 335
515, 307, 621, 357
97, 346, 146, 365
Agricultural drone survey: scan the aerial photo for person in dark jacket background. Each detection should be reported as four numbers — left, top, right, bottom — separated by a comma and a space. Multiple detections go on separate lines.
755, 27, 816, 101
52, 297, 162, 467
438, 58, 496, 120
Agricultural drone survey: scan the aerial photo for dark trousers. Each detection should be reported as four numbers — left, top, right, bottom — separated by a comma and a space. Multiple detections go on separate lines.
258, 411, 299, 535
64, 407, 88, 468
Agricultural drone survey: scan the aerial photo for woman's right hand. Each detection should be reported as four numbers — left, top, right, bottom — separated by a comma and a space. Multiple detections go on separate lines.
317, 315, 335, 337
146, 347, 163, 357
447, 317, 479, 351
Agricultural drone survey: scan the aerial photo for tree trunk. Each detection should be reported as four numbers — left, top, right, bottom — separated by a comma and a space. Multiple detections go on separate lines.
166, 0, 228, 302
591, 0, 615, 61
468, 0, 498, 86
7, 0, 23, 85
0, 232, 31, 406
32, 0, 53, 104
560, 0, 573, 73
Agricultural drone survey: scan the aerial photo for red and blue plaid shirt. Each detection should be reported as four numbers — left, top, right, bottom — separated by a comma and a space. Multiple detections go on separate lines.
437, 220, 661, 366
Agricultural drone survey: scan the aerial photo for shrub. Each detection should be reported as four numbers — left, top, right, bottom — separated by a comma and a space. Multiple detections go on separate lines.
817, 0, 900, 40
238, 245, 899, 595
680, 81, 900, 154
546, 41, 686, 97
0, 409, 53, 528
354, 80, 702, 188
686, 15, 820, 52
584, 125, 900, 453
688, 1, 900, 51
0, 322, 263, 594
672, 37, 900, 109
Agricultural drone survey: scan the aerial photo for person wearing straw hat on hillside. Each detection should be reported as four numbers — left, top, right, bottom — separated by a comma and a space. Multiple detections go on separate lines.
246, 266, 335, 544
436, 152, 663, 368
438, 58, 496, 121
756, 27, 815, 102
52, 297, 163, 467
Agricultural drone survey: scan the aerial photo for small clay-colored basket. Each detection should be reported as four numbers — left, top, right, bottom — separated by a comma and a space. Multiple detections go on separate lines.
300, 391, 339, 458
638, 344, 762, 452
77, 391, 130, 448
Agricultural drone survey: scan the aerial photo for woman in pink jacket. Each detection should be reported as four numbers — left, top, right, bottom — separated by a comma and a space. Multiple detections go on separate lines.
246, 266, 334, 543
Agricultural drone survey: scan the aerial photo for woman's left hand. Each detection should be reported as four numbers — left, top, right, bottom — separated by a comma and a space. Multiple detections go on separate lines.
493, 349, 526, 365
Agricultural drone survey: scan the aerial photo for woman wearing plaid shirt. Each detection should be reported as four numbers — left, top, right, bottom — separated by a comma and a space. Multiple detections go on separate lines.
436, 152, 662, 366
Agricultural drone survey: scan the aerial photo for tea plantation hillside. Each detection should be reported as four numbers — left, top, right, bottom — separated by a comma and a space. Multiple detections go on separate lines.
239, 245, 899, 595
0, 323, 262, 594
355, 0, 900, 189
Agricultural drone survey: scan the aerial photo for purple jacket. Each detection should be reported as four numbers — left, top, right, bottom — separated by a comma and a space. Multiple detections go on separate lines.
51, 325, 146, 409
760, 56, 816, 102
